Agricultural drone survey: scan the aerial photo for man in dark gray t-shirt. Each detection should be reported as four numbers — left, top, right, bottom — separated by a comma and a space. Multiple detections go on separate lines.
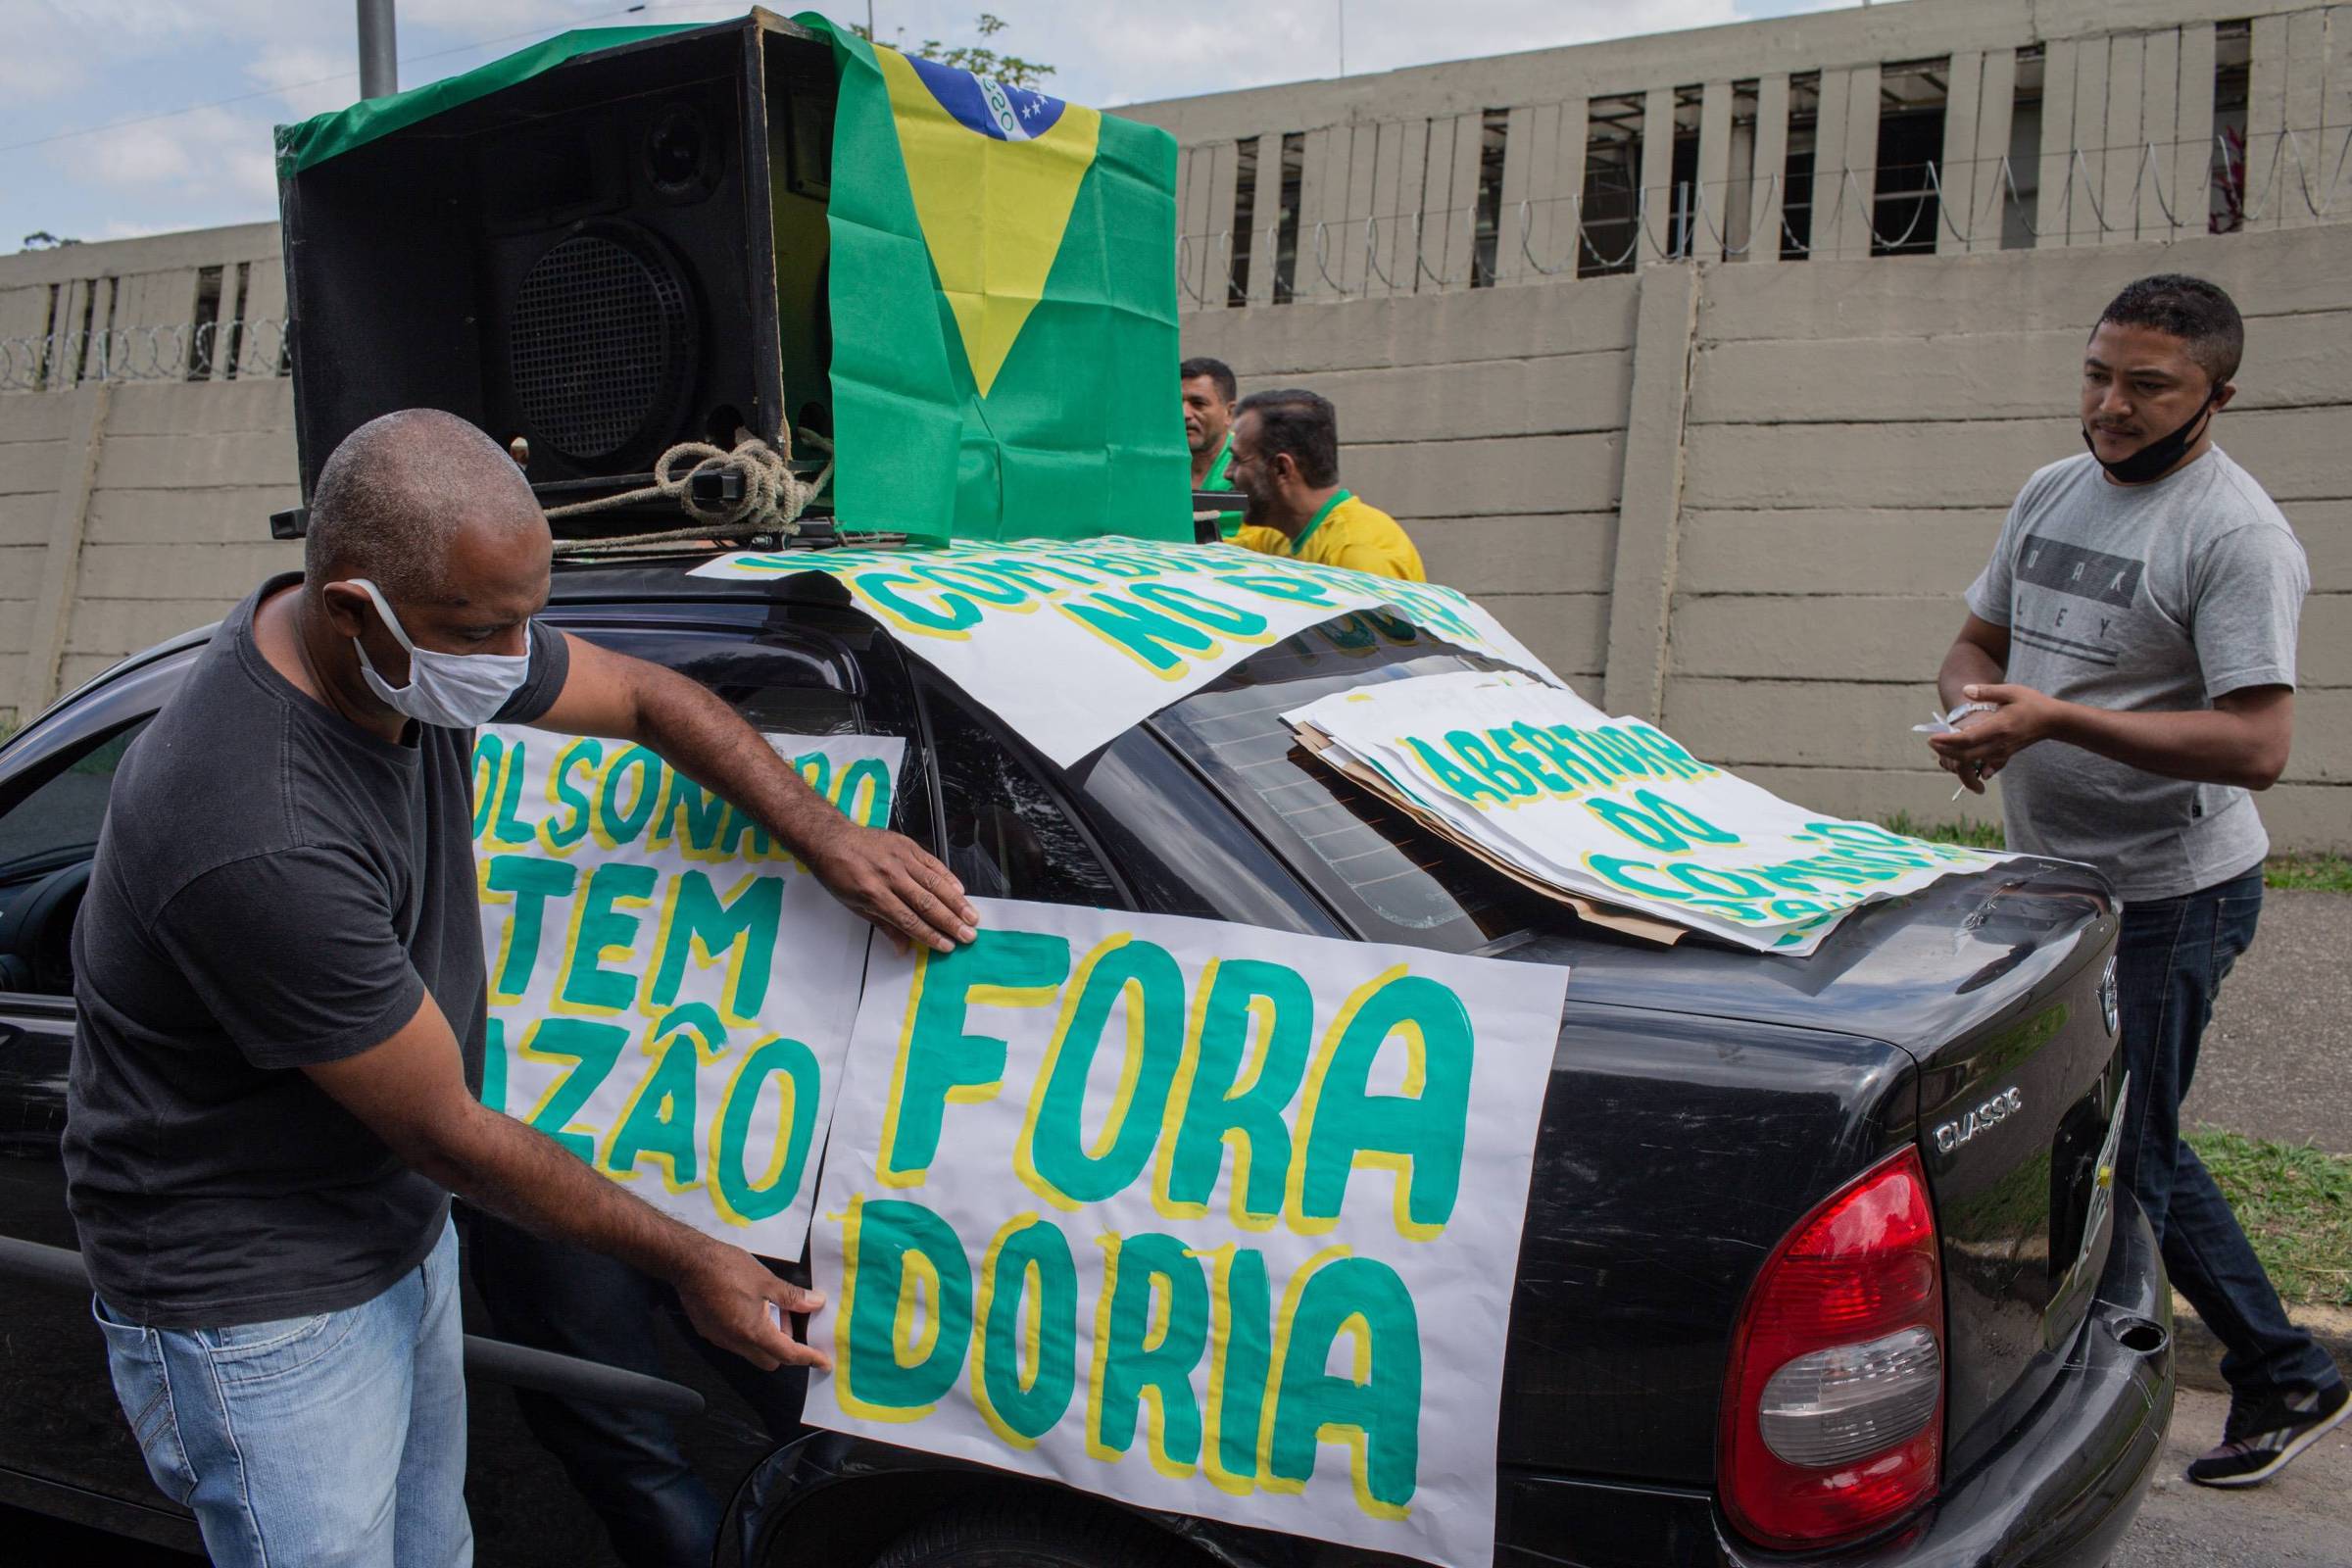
66, 410, 979, 1568
1931, 275, 2342, 1490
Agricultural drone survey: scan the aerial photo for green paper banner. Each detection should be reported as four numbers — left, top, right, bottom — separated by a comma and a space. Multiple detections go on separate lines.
274, 24, 699, 176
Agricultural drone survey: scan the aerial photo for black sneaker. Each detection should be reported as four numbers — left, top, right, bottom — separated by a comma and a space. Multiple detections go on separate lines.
2185, 1380, 2351, 1488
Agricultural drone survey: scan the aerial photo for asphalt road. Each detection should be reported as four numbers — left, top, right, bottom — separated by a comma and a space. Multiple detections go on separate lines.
2182, 887, 2352, 1156
2118, 1385, 2352, 1566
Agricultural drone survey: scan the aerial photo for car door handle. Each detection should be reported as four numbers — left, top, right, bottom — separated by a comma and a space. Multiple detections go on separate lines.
0, 1235, 707, 1419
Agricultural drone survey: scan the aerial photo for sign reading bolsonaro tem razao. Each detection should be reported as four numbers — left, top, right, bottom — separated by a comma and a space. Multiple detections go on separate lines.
470, 725, 902, 1258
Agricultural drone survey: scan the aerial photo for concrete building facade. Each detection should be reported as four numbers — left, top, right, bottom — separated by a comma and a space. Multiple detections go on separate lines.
0, 0, 2344, 845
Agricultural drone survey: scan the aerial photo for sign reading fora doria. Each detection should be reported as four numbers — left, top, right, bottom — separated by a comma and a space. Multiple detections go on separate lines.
807, 897, 1570, 1568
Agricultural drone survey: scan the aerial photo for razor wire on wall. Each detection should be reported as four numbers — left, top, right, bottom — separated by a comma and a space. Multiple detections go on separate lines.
1173, 121, 2352, 309
0, 318, 291, 392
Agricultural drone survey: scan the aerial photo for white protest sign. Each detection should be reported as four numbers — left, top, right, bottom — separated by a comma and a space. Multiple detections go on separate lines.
689, 537, 1558, 765
1287, 671, 2010, 955
806, 897, 1569, 1568
469, 726, 903, 1258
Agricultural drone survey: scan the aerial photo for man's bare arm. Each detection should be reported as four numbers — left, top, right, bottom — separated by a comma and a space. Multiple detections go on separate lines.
304, 993, 828, 1371
1929, 683, 2293, 792
2063, 685, 2292, 787
533, 632, 977, 953
1936, 614, 2011, 712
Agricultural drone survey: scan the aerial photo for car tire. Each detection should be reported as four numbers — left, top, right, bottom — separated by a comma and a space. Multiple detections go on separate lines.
869, 1503, 1199, 1568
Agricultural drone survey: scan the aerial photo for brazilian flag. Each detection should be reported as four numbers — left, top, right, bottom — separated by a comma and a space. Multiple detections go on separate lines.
799, 14, 1191, 543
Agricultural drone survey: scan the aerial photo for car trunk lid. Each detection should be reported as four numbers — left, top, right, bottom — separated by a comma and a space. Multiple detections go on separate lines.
1487, 857, 2120, 1485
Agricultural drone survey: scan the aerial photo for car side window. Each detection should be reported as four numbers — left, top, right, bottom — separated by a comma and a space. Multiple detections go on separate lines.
0, 717, 153, 995
916, 673, 1121, 907
558, 619, 913, 833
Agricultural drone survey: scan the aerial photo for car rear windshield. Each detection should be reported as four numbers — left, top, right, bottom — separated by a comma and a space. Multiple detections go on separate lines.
1148, 615, 1548, 953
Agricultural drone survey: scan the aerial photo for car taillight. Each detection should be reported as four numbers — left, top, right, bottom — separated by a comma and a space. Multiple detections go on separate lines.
1720, 1146, 1944, 1549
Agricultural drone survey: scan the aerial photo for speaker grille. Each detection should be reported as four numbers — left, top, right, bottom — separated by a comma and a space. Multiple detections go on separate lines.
510, 229, 688, 463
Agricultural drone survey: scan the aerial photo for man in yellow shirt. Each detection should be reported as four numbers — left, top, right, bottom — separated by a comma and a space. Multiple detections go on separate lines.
1225, 389, 1425, 580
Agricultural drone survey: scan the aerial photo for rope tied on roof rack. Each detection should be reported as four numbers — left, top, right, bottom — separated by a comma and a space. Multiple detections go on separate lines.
546, 431, 833, 553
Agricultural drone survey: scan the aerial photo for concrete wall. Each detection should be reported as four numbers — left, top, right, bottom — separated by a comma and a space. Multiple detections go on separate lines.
0, 224, 298, 727
1185, 274, 1638, 685
0, 377, 301, 726
1180, 220, 2352, 851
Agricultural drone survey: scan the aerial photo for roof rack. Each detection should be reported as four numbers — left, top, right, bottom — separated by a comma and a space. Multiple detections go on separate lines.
275, 492, 1234, 547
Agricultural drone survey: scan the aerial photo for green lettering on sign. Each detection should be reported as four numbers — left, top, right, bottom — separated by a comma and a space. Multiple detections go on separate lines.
596, 747, 665, 847
882, 929, 1074, 1188
711, 1034, 823, 1225
1158, 958, 1314, 1227
560, 861, 660, 1011
651, 870, 784, 1020
1266, 1252, 1421, 1517
1403, 736, 1508, 806
1021, 937, 1188, 1207
838, 1197, 974, 1421
972, 1214, 1081, 1447
602, 1004, 724, 1189
1055, 591, 1221, 673
482, 854, 578, 999
518, 1016, 628, 1162
1291, 970, 1474, 1240
1088, 1232, 1210, 1475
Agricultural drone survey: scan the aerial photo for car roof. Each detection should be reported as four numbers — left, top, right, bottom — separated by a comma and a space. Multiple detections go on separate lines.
546, 548, 820, 607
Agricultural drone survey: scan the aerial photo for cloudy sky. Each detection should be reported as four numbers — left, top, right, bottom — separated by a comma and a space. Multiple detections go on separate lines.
1, 0, 1853, 249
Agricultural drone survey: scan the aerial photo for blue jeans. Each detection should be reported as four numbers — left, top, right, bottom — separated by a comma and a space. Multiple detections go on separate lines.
91, 1214, 471, 1568
2113, 867, 2341, 1403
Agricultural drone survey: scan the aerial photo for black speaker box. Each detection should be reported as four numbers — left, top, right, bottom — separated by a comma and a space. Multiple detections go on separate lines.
276, 13, 838, 534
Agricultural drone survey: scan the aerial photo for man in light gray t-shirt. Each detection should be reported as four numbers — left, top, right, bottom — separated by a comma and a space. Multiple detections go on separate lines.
1962, 443, 2306, 901
1931, 274, 2341, 1490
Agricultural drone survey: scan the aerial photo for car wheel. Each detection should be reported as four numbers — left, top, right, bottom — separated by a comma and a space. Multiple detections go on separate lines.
869, 1503, 1199, 1568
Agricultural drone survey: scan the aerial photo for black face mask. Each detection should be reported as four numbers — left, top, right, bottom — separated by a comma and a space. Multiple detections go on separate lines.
2084, 393, 2216, 484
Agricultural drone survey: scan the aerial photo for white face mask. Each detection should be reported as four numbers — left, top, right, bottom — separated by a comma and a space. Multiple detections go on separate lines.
344, 577, 532, 729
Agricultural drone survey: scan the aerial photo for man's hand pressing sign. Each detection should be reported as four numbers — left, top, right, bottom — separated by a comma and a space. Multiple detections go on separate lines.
538, 634, 979, 954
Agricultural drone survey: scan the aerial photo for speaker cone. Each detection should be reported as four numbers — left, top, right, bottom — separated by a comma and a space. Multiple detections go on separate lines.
508, 221, 695, 465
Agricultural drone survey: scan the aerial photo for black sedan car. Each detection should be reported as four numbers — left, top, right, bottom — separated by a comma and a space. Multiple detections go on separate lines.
0, 550, 2169, 1567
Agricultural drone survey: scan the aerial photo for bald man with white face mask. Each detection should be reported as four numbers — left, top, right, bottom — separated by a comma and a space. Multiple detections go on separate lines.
65, 410, 980, 1568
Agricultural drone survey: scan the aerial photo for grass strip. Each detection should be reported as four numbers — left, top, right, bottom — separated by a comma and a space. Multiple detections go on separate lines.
1879, 816, 2347, 894
1882, 810, 2005, 850
2187, 1128, 2352, 1308
2262, 852, 2352, 894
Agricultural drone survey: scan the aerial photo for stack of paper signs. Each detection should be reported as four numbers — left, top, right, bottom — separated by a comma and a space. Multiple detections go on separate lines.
1283, 670, 2011, 956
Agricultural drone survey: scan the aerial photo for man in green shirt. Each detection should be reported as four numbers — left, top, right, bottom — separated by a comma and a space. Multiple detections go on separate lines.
1182, 356, 1245, 537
